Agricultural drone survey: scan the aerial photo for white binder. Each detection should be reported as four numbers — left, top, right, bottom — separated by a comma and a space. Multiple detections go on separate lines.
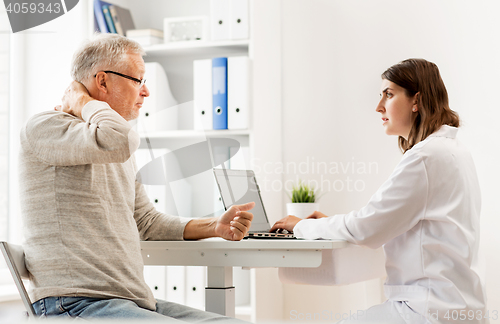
166, 266, 186, 304
149, 185, 168, 214
135, 148, 168, 213
136, 148, 191, 217
135, 148, 167, 188
185, 266, 206, 310
228, 56, 250, 130
193, 59, 213, 130
135, 148, 154, 171
229, 0, 249, 40
169, 178, 192, 217
210, 0, 231, 41
158, 148, 191, 216
139, 62, 178, 134
143, 266, 167, 300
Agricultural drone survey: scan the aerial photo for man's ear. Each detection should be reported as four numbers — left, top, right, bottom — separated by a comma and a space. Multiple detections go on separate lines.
94, 72, 109, 94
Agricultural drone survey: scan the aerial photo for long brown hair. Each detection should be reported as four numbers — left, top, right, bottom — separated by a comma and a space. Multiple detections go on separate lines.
381, 58, 460, 153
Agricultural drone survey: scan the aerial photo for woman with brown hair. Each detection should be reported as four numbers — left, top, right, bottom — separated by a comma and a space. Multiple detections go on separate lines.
272, 59, 487, 323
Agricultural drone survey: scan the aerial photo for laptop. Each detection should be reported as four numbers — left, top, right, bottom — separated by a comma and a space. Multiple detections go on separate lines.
213, 169, 296, 239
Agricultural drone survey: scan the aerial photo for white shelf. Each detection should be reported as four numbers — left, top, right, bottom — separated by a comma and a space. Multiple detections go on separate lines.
143, 40, 250, 57
139, 129, 251, 139
138, 129, 251, 150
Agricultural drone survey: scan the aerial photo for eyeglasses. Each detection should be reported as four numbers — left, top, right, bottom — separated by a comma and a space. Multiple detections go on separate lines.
95, 71, 146, 87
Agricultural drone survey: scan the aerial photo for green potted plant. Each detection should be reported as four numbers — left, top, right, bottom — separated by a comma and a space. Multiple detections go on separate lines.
286, 180, 320, 218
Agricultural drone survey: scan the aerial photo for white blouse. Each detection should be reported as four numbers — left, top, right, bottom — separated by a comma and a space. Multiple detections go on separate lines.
294, 125, 487, 323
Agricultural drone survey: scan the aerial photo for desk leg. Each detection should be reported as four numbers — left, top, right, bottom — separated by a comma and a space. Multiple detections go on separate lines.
205, 266, 235, 317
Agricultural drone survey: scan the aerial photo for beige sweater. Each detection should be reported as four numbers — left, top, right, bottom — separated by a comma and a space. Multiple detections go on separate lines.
19, 101, 191, 310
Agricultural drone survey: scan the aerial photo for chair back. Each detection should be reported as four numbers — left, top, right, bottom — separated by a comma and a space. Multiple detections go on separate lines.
0, 241, 36, 317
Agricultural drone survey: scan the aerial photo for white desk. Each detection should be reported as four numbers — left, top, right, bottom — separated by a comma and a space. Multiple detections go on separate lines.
140, 239, 349, 317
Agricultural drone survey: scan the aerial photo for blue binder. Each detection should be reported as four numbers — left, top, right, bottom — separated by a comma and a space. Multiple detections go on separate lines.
102, 5, 117, 33
212, 57, 228, 130
94, 0, 112, 33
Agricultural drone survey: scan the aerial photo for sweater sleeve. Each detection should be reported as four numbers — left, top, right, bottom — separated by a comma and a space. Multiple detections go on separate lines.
133, 177, 192, 241
293, 150, 428, 249
20, 101, 140, 166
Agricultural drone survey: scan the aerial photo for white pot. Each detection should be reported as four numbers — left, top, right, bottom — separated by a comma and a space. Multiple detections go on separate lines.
286, 203, 319, 219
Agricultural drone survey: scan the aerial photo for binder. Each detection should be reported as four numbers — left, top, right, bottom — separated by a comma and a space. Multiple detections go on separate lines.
102, 5, 117, 33
144, 266, 167, 300
212, 57, 228, 130
138, 62, 178, 134
193, 59, 213, 130
166, 266, 186, 304
93, 14, 99, 33
135, 148, 168, 213
109, 5, 136, 37
228, 56, 250, 130
185, 267, 206, 310
149, 184, 168, 214
135, 149, 152, 171
229, 0, 249, 40
210, 0, 231, 41
167, 154, 192, 217
93, 0, 112, 33
135, 148, 165, 180
137, 100, 155, 134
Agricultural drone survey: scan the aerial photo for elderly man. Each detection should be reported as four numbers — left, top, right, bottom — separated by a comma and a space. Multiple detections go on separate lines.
19, 33, 254, 321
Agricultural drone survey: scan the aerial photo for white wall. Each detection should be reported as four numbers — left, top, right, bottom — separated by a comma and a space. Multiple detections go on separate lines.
279, 0, 500, 319
22, 1, 89, 118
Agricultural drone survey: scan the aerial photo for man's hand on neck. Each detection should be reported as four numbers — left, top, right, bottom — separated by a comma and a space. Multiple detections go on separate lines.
55, 80, 95, 119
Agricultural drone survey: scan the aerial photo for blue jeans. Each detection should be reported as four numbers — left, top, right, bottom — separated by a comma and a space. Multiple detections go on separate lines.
33, 297, 245, 322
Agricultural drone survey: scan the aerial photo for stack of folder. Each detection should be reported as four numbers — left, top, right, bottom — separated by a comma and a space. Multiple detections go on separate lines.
194, 56, 251, 130
94, 0, 135, 36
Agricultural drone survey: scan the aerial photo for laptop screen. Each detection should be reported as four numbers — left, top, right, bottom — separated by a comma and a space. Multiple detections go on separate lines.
213, 169, 270, 232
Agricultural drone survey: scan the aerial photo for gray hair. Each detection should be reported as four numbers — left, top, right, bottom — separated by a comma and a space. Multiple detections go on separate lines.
70, 33, 146, 83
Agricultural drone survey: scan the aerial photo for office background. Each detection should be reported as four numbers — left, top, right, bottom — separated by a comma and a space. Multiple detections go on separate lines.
1, 0, 499, 321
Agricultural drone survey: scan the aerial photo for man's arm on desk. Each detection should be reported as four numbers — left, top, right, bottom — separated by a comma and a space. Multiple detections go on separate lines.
184, 202, 255, 241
